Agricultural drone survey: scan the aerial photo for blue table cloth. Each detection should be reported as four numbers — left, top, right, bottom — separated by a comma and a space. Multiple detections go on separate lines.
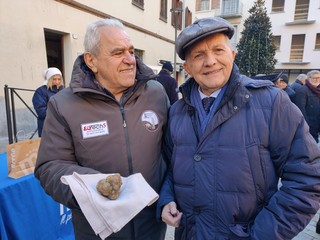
0, 153, 74, 240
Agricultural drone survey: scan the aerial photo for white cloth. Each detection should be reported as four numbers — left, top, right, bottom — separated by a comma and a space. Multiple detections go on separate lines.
61, 172, 159, 239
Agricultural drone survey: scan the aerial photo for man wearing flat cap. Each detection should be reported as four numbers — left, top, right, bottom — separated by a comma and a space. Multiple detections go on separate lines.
157, 17, 320, 239
273, 73, 296, 101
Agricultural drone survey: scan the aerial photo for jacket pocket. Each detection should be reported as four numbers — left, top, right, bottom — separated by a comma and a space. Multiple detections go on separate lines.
175, 214, 195, 240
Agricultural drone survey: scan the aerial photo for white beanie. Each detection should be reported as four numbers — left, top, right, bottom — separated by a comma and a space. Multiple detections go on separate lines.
43, 67, 62, 81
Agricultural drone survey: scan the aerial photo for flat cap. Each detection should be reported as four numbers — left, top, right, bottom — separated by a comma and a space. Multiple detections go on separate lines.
176, 17, 234, 60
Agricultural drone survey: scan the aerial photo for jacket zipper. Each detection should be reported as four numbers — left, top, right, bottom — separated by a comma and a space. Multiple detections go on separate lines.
120, 105, 133, 175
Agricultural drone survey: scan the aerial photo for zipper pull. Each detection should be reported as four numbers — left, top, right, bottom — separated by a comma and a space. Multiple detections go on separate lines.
120, 106, 127, 128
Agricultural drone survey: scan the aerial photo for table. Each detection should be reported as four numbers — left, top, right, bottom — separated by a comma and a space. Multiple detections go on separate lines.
0, 153, 74, 240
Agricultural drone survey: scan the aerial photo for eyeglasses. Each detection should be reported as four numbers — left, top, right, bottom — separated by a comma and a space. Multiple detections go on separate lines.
310, 77, 320, 81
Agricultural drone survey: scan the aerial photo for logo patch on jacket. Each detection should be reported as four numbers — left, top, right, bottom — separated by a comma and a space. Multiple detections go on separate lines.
81, 120, 109, 139
141, 111, 159, 132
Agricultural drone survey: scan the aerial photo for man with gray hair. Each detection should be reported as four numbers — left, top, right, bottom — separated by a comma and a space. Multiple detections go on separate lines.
158, 17, 320, 239
290, 73, 308, 91
294, 70, 320, 143
35, 18, 168, 239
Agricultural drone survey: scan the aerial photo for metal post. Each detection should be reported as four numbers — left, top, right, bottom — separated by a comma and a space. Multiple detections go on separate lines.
10, 88, 17, 142
181, 0, 186, 83
4, 85, 13, 144
170, 7, 183, 81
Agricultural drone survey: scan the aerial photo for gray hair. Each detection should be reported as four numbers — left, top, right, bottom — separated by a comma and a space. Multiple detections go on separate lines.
307, 70, 320, 78
296, 73, 307, 81
84, 18, 125, 56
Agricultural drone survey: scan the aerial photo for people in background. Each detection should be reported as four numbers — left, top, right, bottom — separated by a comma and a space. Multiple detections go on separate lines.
293, 70, 320, 234
273, 73, 295, 101
32, 67, 64, 137
156, 61, 179, 105
294, 70, 320, 143
290, 73, 308, 91
34, 18, 168, 239
158, 17, 320, 240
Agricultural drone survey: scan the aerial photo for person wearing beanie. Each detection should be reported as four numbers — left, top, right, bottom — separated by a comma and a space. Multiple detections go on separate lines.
156, 61, 179, 105
274, 73, 296, 101
32, 67, 64, 137
157, 16, 320, 240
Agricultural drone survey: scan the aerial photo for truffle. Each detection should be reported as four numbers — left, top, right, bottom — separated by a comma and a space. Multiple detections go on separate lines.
96, 173, 122, 200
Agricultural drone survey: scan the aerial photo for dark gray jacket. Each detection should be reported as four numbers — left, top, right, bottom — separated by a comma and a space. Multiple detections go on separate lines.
35, 55, 169, 239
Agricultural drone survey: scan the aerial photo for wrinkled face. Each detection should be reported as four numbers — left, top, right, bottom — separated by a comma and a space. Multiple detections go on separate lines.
84, 26, 136, 100
309, 73, 320, 87
183, 33, 235, 96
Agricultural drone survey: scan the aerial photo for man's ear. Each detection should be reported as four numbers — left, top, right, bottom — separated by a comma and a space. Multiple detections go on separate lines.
183, 62, 191, 77
84, 52, 98, 73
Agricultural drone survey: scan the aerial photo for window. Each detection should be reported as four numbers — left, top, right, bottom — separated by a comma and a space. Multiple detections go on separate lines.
272, 35, 281, 51
160, 0, 167, 21
197, 0, 219, 11
290, 34, 305, 62
294, 0, 309, 21
271, 0, 285, 12
315, 33, 320, 50
132, 0, 144, 9
222, 0, 240, 15
199, 0, 210, 11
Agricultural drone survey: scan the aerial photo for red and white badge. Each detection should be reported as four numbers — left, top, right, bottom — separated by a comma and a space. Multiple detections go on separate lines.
81, 120, 109, 139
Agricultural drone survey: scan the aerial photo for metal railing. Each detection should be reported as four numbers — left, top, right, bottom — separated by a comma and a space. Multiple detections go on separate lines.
4, 85, 37, 144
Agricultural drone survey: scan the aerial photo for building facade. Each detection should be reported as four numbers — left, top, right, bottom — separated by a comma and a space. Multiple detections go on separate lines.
0, 0, 195, 150
2, 0, 318, 150
195, 0, 320, 81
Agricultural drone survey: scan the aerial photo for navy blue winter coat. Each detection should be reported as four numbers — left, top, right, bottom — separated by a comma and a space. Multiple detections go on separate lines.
156, 69, 179, 105
32, 85, 63, 137
294, 84, 320, 142
158, 65, 320, 239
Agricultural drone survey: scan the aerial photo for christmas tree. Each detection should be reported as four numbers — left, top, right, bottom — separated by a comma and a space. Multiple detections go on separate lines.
235, 0, 277, 77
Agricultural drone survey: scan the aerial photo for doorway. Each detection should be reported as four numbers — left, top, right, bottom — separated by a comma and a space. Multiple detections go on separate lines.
44, 29, 64, 80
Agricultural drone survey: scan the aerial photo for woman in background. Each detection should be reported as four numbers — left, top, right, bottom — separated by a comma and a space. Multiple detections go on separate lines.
32, 67, 64, 137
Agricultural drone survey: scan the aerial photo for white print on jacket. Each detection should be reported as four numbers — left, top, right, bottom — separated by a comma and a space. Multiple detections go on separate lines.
141, 110, 159, 132
60, 204, 72, 225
